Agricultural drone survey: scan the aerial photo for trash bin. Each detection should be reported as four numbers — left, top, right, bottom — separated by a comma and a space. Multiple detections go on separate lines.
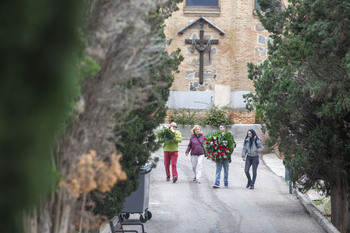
121, 163, 152, 223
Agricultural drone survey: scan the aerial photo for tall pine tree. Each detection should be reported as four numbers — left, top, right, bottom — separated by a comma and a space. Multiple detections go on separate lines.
246, 0, 350, 232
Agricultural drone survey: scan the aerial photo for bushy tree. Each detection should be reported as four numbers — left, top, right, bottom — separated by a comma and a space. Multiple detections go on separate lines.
0, 0, 83, 232
1, 0, 183, 232
201, 105, 234, 127
245, 0, 350, 232
92, 0, 183, 218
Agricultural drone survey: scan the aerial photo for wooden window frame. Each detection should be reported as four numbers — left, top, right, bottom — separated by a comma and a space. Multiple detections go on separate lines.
184, 0, 220, 15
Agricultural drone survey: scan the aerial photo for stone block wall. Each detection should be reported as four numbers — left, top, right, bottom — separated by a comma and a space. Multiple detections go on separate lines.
229, 110, 255, 124
164, 0, 269, 123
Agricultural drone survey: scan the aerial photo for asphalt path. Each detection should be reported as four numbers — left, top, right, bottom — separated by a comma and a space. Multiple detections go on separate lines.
124, 140, 325, 233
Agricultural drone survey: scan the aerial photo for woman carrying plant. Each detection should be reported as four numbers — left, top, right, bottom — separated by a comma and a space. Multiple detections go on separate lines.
163, 122, 182, 183
242, 129, 264, 189
185, 125, 205, 183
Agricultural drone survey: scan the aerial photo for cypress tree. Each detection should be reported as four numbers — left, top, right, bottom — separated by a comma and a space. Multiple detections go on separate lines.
0, 0, 83, 232
247, 0, 350, 231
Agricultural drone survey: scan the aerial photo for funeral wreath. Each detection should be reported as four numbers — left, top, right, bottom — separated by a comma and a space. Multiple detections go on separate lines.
204, 130, 234, 162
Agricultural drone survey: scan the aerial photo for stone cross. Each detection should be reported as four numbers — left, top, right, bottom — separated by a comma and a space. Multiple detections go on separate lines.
185, 25, 219, 85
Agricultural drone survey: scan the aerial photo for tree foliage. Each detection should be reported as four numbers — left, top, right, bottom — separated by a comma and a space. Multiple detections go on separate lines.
246, 0, 350, 231
0, 0, 83, 232
91, 0, 183, 218
1, 0, 183, 232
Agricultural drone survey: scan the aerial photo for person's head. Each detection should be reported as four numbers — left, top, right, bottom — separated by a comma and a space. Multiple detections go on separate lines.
247, 129, 257, 139
170, 122, 178, 130
192, 125, 202, 135
219, 124, 227, 131
245, 129, 258, 147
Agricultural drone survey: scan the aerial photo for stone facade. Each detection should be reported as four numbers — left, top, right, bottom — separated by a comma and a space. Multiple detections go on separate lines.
164, 0, 270, 124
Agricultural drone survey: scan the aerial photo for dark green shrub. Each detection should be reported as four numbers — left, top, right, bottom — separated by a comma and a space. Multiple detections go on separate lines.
0, 0, 83, 232
201, 105, 234, 127
170, 109, 201, 126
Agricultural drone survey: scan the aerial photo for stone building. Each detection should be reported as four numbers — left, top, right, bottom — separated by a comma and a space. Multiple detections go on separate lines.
164, 0, 271, 124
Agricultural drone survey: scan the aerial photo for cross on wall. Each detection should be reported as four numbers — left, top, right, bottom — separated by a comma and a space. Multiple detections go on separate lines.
185, 25, 219, 85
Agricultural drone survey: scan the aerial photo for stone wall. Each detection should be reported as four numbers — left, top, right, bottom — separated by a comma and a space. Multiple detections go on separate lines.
164, 0, 269, 123
229, 110, 255, 124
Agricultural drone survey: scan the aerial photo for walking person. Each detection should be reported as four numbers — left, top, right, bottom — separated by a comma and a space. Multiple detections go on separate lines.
213, 124, 236, 188
185, 125, 205, 184
242, 129, 264, 189
163, 122, 182, 183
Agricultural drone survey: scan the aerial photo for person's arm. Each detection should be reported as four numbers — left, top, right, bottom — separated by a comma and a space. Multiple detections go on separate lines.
200, 135, 206, 154
257, 139, 264, 152
175, 130, 182, 143
242, 141, 247, 160
185, 138, 192, 156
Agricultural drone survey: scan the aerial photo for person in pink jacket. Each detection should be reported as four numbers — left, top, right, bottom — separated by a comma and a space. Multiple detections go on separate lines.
185, 125, 205, 183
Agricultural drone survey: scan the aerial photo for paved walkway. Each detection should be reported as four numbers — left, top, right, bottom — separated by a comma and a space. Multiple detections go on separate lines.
117, 140, 337, 233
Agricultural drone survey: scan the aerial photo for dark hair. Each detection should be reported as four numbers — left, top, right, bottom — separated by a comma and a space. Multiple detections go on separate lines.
244, 129, 259, 147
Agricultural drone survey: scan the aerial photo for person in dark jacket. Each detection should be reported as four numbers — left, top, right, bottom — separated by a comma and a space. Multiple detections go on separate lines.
242, 129, 264, 189
185, 125, 205, 183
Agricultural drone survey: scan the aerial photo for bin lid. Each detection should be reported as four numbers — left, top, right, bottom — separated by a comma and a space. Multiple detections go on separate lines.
139, 162, 152, 173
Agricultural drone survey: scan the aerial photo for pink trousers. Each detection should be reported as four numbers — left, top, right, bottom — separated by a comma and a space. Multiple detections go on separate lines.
164, 151, 178, 178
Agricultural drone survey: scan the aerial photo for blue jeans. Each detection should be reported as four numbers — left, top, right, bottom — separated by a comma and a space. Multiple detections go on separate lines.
214, 161, 229, 186
245, 156, 259, 185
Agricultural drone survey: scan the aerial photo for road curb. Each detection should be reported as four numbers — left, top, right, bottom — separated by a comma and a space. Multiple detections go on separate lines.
295, 190, 340, 233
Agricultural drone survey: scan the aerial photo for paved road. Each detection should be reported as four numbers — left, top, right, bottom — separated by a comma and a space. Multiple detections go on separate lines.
125, 140, 325, 233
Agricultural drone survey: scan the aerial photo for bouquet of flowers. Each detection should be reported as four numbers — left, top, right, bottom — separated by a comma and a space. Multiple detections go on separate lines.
204, 130, 234, 162
156, 125, 176, 142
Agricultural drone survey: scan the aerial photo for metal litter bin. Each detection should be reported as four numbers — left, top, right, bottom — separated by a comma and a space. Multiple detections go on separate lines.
121, 163, 152, 223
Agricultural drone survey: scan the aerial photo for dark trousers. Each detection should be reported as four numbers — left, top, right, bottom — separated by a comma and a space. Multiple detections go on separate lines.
244, 155, 259, 185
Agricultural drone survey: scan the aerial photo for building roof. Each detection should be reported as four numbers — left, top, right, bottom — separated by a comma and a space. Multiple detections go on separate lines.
177, 16, 225, 35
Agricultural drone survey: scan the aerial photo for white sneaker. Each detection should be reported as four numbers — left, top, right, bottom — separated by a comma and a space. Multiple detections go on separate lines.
196, 179, 201, 184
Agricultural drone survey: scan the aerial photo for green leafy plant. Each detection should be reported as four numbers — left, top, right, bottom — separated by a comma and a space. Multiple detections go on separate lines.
314, 197, 326, 206
156, 126, 176, 142
201, 105, 234, 127
203, 130, 234, 162
170, 109, 201, 126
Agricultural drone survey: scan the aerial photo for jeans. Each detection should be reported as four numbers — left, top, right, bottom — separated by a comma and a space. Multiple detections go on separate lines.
214, 160, 229, 186
244, 155, 259, 185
